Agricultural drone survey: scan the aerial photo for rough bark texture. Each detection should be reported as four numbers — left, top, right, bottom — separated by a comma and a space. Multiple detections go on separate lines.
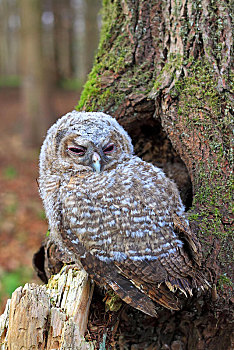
74, 0, 233, 348
0, 265, 94, 350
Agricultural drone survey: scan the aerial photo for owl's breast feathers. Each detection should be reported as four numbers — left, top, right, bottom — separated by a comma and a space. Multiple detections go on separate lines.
60, 157, 208, 317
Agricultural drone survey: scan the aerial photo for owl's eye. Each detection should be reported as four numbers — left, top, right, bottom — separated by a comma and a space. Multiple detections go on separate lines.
68, 146, 86, 156
103, 143, 115, 154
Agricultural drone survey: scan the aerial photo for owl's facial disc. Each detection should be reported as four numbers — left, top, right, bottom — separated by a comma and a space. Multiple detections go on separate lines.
65, 137, 117, 173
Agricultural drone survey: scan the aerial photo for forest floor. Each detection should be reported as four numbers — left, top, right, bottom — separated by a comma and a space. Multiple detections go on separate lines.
0, 87, 79, 312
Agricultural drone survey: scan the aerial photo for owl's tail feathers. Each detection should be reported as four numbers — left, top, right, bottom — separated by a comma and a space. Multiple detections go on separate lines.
143, 283, 181, 311
106, 275, 159, 317
106, 274, 183, 317
192, 270, 211, 290
164, 271, 210, 300
165, 277, 193, 297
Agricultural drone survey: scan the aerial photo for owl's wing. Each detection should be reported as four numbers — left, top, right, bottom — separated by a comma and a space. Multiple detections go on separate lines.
59, 187, 182, 315
106, 163, 206, 296
172, 212, 202, 265
129, 160, 203, 266
60, 223, 180, 317
79, 248, 180, 317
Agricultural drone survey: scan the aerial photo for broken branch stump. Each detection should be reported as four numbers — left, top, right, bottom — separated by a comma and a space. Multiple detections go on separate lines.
0, 265, 94, 350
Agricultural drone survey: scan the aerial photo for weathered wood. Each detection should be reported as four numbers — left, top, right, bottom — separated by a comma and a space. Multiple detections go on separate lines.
0, 266, 94, 350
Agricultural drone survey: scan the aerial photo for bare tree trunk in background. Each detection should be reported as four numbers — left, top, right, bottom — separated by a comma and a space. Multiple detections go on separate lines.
72, 0, 102, 85
72, 0, 87, 84
0, 0, 20, 78
52, 0, 73, 81
84, 0, 101, 76
20, 0, 54, 147
0, 0, 10, 77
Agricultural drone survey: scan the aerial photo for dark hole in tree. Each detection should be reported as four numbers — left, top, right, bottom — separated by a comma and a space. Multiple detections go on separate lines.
126, 117, 193, 210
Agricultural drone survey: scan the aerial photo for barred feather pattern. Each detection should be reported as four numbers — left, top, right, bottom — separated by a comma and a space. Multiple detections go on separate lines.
39, 111, 208, 317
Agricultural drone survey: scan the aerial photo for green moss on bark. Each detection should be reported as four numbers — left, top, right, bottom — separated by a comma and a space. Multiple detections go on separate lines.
174, 59, 233, 268
217, 274, 233, 290
76, 0, 133, 112
152, 53, 183, 93
76, 0, 155, 113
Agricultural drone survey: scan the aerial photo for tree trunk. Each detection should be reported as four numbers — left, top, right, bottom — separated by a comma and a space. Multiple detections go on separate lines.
76, 0, 233, 348
20, 0, 54, 147
52, 0, 73, 82
84, 0, 102, 77
1, 0, 232, 349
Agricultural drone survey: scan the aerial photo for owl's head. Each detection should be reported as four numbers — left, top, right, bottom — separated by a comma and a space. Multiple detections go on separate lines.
40, 111, 134, 176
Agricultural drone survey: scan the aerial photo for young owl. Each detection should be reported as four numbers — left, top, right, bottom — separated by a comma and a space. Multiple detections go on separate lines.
39, 111, 207, 317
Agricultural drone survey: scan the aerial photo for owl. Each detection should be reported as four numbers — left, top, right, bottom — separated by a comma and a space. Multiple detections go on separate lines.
39, 111, 208, 317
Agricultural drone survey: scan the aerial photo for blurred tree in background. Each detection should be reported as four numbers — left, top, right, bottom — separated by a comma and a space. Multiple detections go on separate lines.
0, 0, 101, 146
20, 0, 53, 145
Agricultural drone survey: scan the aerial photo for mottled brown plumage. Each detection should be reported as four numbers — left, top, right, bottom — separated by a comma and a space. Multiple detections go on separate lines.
39, 111, 208, 317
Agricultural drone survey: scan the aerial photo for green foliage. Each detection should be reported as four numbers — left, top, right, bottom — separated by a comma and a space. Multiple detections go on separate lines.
59, 78, 84, 91
0, 267, 33, 300
2, 166, 18, 180
104, 289, 122, 312
217, 274, 233, 290
0, 76, 21, 88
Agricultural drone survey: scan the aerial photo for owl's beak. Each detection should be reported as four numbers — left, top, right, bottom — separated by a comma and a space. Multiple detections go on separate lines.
92, 152, 101, 173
